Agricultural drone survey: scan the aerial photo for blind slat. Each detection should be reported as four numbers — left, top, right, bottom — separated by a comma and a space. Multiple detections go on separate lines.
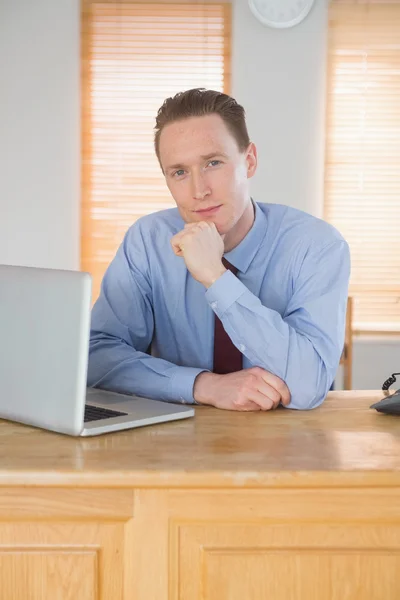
81, 1, 231, 302
325, 1, 400, 333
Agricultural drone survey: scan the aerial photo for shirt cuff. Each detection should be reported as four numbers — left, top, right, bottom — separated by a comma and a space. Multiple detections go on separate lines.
168, 367, 209, 405
205, 270, 247, 317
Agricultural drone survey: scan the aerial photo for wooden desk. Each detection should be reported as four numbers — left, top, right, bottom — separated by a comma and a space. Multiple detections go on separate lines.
0, 391, 399, 599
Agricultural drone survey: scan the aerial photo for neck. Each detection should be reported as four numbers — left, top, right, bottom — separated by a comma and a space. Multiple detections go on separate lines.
223, 200, 255, 253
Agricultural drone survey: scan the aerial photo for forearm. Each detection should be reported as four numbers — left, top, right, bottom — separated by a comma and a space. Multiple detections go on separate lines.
283, 327, 332, 409
213, 308, 331, 409
206, 274, 345, 410
229, 301, 334, 408
88, 333, 204, 404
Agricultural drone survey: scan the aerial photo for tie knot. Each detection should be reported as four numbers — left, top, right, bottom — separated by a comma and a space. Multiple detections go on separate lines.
222, 257, 238, 275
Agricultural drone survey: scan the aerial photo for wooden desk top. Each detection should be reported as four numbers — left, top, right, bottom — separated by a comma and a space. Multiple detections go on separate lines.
0, 391, 399, 489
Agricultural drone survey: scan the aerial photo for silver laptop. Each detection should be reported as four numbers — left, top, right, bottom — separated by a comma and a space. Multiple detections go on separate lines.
0, 264, 194, 436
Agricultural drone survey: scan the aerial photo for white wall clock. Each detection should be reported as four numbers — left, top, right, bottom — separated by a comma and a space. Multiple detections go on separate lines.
248, 0, 316, 29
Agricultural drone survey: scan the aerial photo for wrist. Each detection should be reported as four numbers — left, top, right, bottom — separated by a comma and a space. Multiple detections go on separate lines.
193, 371, 218, 405
202, 265, 227, 289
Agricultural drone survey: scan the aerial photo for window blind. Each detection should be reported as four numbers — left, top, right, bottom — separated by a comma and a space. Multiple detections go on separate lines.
81, 1, 231, 301
325, 0, 400, 333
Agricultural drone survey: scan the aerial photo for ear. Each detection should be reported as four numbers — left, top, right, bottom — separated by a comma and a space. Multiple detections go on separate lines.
245, 142, 257, 179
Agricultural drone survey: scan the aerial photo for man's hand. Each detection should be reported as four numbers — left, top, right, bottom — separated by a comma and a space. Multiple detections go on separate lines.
171, 221, 226, 287
193, 367, 291, 411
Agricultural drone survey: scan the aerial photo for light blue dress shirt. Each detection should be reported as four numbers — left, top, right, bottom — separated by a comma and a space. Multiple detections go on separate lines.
88, 201, 350, 410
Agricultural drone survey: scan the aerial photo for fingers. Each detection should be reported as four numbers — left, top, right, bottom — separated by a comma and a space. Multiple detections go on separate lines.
171, 232, 184, 256
184, 221, 209, 230
246, 389, 275, 410
171, 229, 192, 256
172, 222, 209, 255
232, 399, 262, 412
256, 381, 282, 409
234, 376, 277, 411
171, 221, 216, 257
237, 368, 291, 409
258, 369, 291, 407
208, 221, 225, 241
235, 382, 285, 411
235, 393, 273, 411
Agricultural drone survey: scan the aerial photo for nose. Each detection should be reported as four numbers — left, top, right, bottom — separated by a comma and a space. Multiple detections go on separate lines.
191, 171, 210, 200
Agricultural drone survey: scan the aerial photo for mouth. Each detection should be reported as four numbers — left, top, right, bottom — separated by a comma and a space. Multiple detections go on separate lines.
194, 204, 222, 216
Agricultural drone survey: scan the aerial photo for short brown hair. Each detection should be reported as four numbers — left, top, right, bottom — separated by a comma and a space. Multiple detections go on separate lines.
154, 88, 250, 166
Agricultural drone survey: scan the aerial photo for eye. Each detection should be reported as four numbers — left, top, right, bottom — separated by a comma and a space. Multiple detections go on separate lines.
208, 160, 221, 167
173, 169, 185, 178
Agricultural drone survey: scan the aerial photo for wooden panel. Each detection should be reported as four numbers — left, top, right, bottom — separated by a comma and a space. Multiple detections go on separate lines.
0, 488, 134, 520
166, 489, 400, 600
0, 549, 97, 600
130, 490, 169, 600
124, 488, 400, 599
168, 488, 400, 522
175, 522, 400, 600
204, 549, 400, 600
0, 522, 126, 600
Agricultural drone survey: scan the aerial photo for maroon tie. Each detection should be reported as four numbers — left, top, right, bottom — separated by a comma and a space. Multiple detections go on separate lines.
213, 258, 243, 374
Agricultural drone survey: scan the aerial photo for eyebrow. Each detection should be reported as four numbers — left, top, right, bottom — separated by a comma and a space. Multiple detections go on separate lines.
166, 152, 228, 173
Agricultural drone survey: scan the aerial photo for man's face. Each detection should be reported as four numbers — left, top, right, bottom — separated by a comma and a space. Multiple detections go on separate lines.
158, 114, 257, 236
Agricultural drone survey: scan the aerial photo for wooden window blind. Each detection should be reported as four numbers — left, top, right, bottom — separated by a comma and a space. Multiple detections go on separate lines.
325, 0, 400, 333
81, 1, 231, 302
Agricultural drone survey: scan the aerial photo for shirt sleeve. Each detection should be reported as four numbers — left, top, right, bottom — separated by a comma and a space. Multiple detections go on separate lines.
205, 239, 351, 410
87, 227, 204, 404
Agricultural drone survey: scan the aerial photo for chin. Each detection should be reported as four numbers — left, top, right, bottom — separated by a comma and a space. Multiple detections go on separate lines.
218, 211, 238, 233
214, 218, 226, 232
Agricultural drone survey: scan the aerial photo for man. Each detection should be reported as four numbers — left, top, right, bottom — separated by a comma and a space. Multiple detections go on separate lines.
87, 88, 350, 411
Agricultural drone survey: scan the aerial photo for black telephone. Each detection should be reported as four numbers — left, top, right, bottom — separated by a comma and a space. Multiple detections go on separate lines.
370, 372, 400, 415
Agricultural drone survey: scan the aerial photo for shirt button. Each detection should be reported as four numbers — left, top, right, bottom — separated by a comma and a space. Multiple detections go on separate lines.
211, 301, 218, 310
239, 344, 246, 352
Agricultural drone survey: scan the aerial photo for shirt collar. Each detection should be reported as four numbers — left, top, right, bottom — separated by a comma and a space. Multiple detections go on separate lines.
224, 200, 268, 274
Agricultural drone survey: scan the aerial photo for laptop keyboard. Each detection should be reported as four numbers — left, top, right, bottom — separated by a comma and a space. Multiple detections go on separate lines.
84, 404, 128, 423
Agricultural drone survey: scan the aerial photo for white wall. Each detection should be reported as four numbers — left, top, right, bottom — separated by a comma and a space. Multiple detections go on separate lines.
233, 0, 328, 218
0, 0, 80, 270
0, 0, 398, 389
352, 338, 400, 391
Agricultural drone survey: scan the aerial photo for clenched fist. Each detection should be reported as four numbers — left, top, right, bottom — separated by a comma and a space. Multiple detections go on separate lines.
193, 367, 291, 411
171, 221, 227, 287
